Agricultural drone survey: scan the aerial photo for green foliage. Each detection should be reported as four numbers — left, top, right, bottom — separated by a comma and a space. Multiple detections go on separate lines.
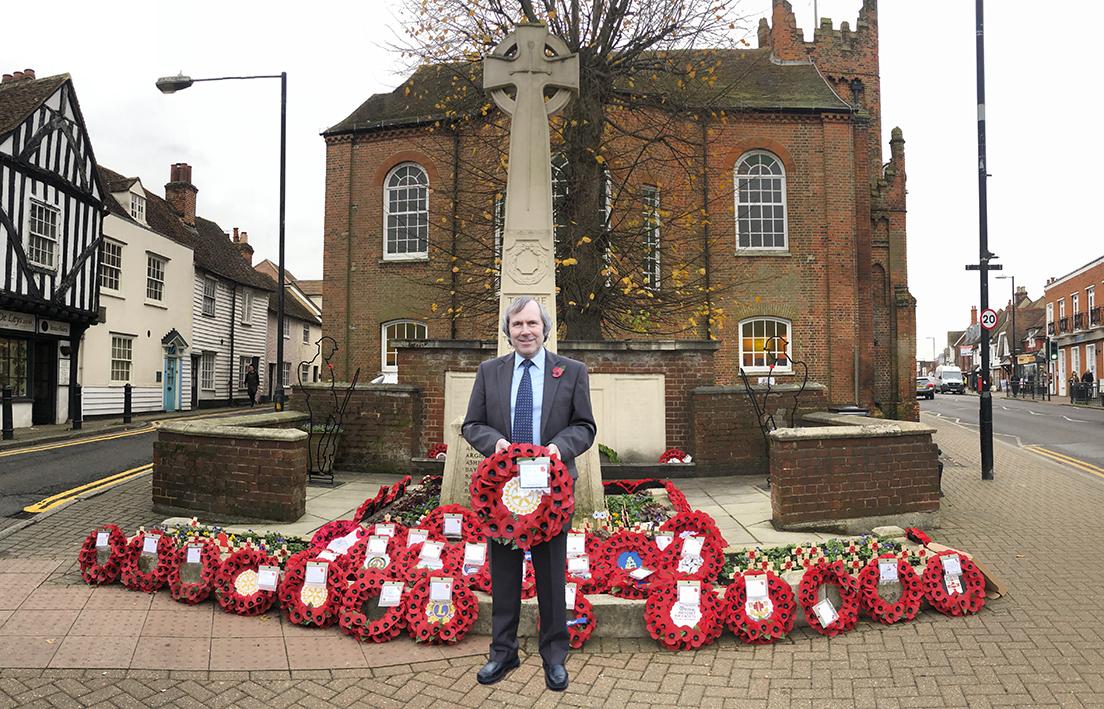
598, 444, 620, 463
605, 493, 668, 529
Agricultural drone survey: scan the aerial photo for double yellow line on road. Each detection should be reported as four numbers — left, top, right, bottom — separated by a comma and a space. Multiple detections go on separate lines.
1025, 445, 1104, 481
0, 425, 153, 459
22, 462, 154, 514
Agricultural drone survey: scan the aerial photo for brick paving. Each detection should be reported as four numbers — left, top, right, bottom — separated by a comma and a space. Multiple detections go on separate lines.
2, 414, 1104, 706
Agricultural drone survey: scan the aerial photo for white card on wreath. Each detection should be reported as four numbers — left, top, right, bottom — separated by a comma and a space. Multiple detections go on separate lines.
879, 560, 899, 583
567, 533, 586, 556
681, 536, 704, 558
565, 582, 577, 610
305, 562, 328, 586
142, 535, 160, 555
677, 580, 701, 606
518, 457, 551, 490
257, 565, 280, 591
367, 535, 388, 554
945, 573, 964, 596
185, 545, 203, 564
941, 554, 962, 577
375, 523, 396, 537
378, 581, 403, 607
407, 529, 429, 547
421, 541, 444, 560
430, 577, 453, 601
464, 543, 486, 566
813, 597, 838, 627
327, 531, 360, 555
96, 532, 110, 548
567, 556, 590, 575
317, 550, 338, 562
443, 514, 463, 538
654, 534, 673, 551
745, 575, 768, 600
629, 567, 654, 581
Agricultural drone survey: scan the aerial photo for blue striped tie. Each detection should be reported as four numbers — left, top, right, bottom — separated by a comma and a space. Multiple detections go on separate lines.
513, 359, 534, 444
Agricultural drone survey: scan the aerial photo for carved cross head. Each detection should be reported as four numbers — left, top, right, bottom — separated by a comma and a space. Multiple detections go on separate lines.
483, 23, 579, 117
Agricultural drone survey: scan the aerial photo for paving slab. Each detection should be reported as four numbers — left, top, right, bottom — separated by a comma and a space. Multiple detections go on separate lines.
130, 637, 211, 671
48, 635, 138, 669
210, 637, 289, 671
17, 586, 91, 611
285, 636, 368, 670
0, 636, 61, 668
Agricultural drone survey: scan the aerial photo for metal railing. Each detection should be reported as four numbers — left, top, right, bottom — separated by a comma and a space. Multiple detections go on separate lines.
1058, 317, 1069, 333
1091, 307, 1102, 327
1047, 322, 1055, 335
1074, 312, 1085, 330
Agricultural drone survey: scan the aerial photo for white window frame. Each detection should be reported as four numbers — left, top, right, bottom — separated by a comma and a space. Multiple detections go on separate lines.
146, 253, 166, 302
383, 162, 429, 260
738, 317, 793, 373
1088, 286, 1096, 313
202, 278, 217, 317
735, 150, 788, 251
299, 362, 310, 385
642, 185, 661, 290
238, 356, 252, 389
302, 323, 311, 345
1059, 298, 1066, 320
240, 289, 255, 325
280, 361, 291, 388
1073, 293, 1081, 328
100, 239, 123, 292
26, 199, 60, 270
1046, 302, 1054, 325
129, 193, 146, 223
381, 320, 428, 378
110, 335, 133, 383
200, 351, 216, 391
283, 316, 290, 339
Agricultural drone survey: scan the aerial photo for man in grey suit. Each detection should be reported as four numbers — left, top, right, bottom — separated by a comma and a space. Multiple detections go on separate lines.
463, 296, 596, 692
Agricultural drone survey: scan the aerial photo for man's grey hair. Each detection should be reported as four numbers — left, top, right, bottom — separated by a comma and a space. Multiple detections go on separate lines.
501, 296, 553, 342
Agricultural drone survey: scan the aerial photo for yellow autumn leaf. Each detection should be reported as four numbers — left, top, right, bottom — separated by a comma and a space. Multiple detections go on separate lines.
561, 257, 578, 266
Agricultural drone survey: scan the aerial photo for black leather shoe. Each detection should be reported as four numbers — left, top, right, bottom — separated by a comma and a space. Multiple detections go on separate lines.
544, 663, 568, 691
476, 656, 520, 685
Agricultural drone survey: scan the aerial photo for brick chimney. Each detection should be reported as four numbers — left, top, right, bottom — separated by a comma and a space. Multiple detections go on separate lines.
165, 163, 198, 227
232, 228, 254, 265
970, 306, 977, 326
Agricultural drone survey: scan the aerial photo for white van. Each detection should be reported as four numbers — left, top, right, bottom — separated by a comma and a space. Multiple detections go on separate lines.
935, 365, 965, 394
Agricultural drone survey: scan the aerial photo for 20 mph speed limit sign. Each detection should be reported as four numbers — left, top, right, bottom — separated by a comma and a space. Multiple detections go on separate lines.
980, 308, 998, 330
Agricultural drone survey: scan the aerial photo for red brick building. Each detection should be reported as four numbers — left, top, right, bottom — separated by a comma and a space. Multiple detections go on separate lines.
321, 0, 917, 420
1044, 256, 1103, 396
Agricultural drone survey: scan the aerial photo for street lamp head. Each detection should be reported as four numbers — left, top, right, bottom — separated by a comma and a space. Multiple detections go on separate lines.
156, 74, 193, 94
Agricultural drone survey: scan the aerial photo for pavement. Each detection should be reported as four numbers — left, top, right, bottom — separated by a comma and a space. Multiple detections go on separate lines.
1, 414, 1103, 706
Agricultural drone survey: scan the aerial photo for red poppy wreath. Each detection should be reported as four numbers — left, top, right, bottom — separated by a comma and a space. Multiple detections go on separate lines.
443, 542, 492, 593
213, 547, 280, 616
661, 481, 692, 515
278, 551, 345, 627
469, 443, 574, 549
645, 579, 725, 651
921, 550, 986, 617
658, 447, 690, 464
536, 586, 596, 649
660, 512, 728, 583
798, 559, 861, 637
78, 524, 128, 586
336, 532, 405, 580
339, 568, 407, 643
597, 531, 665, 599
564, 530, 607, 594
405, 573, 478, 645
309, 519, 367, 552
858, 554, 924, 625
353, 485, 389, 524
166, 537, 221, 605
723, 570, 797, 644
396, 540, 462, 586
120, 531, 177, 593
419, 504, 486, 544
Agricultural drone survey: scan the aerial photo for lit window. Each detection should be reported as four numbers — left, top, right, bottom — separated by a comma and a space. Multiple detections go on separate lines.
642, 185, 660, 290
735, 151, 788, 250
202, 278, 216, 317
130, 193, 146, 222
384, 163, 429, 258
110, 336, 133, 382
146, 255, 166, 301
0, 337, 29, 396
381, 320, 427, 376
739, 318, 792, 373
27, 201, 59, 269
100, 240, 122, 291
200, 352, 216, 390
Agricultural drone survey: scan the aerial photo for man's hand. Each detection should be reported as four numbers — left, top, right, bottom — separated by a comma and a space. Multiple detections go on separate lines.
495, 438, 510, 453
547, 443, 561, 459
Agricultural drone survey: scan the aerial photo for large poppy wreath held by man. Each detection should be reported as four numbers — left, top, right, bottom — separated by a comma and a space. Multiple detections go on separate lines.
469, 443, 574, 549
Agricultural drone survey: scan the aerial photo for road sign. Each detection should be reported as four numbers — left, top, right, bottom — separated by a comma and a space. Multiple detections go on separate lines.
980, 308, 998, 330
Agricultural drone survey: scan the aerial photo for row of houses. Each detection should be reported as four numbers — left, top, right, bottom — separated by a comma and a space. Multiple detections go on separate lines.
0, 69, 322, 430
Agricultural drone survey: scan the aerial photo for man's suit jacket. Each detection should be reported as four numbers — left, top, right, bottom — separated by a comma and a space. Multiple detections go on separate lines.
462, 349, 597, 479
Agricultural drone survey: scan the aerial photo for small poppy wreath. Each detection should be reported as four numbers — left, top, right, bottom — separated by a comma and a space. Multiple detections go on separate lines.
338, 568, 407, 643
722, 570, 796, 644
419, 504, 486, 544
166, 537, 221, 604
536, 588, 596, 649
798, 560, 861, 637
658, 447, 690, 464
383, 475, 413, 506
659, 512, 728, 583
77, 524, 128, 586
444, 543, 491, 593
662, 480, 692, 515
405, 572, 478, 645
396, 541, 461, 586
597, 531, 664, 599
336, 532, 405, 580
308, 519, 367, 552
120, 532, 177, 593
564, 530, 607, 594
428, 443, 448, 460
213, 547, 280, 616
469, 443, 574, 549
858, 555, 924, 625
645, 579, 724, 651
353, 485, 390, 524
277, 551, 344, 627
365, 521, 409, 550
921, 550, 986, 617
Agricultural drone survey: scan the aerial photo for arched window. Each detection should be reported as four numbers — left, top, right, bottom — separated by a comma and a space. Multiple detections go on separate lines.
384, 163, 429, 259
739, 317, 792, 373
735, 151, 788, 250
381, 319, 427, 382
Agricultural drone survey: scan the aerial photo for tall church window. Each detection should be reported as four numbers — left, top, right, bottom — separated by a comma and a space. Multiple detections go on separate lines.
735, 151, 788, 250
384, 163, 429, 259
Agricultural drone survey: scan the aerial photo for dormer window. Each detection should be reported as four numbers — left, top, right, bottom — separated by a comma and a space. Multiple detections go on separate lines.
130, 193, 146, 222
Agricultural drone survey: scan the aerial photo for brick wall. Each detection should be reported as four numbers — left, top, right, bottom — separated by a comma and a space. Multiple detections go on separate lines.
691, 383, 827, 476
1044, 257, 1104, 389
769, 415, 940, 528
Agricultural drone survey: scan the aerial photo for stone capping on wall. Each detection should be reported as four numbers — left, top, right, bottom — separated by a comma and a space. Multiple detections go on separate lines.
158, 411, 309, 441
695, 382, 827, 396
295, 383, 420, 394
768, 411, 936, 441
391, 338, 721, 353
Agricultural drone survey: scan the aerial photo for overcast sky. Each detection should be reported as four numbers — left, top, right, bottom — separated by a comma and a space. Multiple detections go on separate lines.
6, 1, 1100, 362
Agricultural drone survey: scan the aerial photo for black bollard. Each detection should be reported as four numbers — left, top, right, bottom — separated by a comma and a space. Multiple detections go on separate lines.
73, 384, 83, 430
123, 382, 132, 424
2, 387, 12, 440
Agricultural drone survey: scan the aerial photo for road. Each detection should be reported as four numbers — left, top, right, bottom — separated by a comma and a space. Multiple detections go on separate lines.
0, 428, 155, 519
921, 392, 1104, 473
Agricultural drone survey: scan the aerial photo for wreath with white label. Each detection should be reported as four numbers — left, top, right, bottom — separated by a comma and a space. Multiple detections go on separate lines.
857, 554, 924, 624
77, 524, 127, 586
797, 559, 860, 637
405, 572, 478, 645
564, 530, 607, 594
645, 579, 725, 651
277, 551, 344, 627
921, 549, 986, 617
119, 532, 176, 593
338, 568, 407, 643
444, 542, 492, 593
396, 541, 462, 586
308, 520, 367, 551
166, 537, 221, 605
597, 531, 666, 599
659, 512, 727, 584
469, 443, 574, 549
722, 570, 796, 644
419, 504, 486, 544
336, 531, 406, 580
213, 547, 280, 616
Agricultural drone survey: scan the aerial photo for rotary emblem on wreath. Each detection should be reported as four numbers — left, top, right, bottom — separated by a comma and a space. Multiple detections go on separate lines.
500, 477, 542, 516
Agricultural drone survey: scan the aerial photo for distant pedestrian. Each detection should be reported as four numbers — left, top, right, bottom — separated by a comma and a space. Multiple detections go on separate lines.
245, 365, 259, 406
1083, 370, 1094, 384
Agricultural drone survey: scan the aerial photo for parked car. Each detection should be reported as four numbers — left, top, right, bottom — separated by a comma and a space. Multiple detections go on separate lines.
935, 365, 965, 394
916, 376, 936, 400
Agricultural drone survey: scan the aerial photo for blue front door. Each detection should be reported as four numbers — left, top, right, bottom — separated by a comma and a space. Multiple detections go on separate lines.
163, 356, 177, 412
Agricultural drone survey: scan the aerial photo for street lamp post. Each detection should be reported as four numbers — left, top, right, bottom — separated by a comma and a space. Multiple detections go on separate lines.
157, 72, 288, 411
996, 274, 1016, 397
